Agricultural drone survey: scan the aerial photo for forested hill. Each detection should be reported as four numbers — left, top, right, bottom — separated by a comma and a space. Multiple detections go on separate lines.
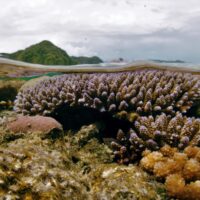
1, 40, 103, 65
71, 56, 103, 64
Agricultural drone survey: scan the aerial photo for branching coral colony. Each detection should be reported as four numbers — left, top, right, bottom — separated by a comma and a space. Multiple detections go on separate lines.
14, 69, 200, 199
14, 70, 200, 115
14, 70, 200, 158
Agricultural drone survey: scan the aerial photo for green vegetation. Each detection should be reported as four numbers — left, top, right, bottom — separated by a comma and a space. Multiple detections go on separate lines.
8, 40, 75, 65
1, 40, 103, 65
71, 56, 103, 64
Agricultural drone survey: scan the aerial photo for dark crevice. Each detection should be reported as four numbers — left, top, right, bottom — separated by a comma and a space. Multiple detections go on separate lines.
50, 104, 132, 138
186, 104, 200, 118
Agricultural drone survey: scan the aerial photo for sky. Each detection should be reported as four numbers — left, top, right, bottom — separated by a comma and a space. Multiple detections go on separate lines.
0, 0, 200, 62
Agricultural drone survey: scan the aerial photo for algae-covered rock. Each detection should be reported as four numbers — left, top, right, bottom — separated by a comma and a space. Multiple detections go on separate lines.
89, 164, 165, 200
0, 136, 89, 199
72, 124, 102, 147
0, 117, 166, 199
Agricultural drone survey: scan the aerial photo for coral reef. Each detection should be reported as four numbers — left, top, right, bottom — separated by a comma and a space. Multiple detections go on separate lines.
14, 70, 200, 116
140, 145, 200, 200
111, 113, 200, 163
10, 69, 200, 199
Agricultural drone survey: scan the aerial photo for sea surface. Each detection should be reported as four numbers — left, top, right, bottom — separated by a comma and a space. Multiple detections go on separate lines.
1, 57, 200, 72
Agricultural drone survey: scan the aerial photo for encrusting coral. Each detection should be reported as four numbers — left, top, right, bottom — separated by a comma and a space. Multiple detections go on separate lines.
111, 113, 200, 164
14, 70, 200, 116
7, 115, 63, 137
140, 145, 200, 200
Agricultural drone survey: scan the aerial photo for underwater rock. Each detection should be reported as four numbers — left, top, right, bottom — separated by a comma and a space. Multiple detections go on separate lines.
0, 116, 8, 126
0, 100, 13, 110
14, 70, 200, 116
7, 115, 63, 138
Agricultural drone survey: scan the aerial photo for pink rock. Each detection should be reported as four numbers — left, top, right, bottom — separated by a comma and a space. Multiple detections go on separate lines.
7, 115, 63, 134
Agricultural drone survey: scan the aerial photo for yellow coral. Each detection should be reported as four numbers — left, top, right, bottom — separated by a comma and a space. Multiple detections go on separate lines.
195, 151, 200, 162
140, 151, 165, 172
165, 174, 185, 198
184, 146, 200, 158
159, 145, 177, 157
153, 153, 187, 178
185, 181, 200, 200
140, 145, 200, 200
183, 159, 200, 180
166, 175, 200, 200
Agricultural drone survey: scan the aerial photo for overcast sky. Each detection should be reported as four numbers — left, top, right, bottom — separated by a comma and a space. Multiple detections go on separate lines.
1, 0, 200, 62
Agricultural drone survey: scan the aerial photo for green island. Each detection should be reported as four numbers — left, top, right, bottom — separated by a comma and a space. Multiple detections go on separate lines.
1, 40, 103, 65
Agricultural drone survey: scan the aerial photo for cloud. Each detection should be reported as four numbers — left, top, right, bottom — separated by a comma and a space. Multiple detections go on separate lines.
0, 0, 200, 62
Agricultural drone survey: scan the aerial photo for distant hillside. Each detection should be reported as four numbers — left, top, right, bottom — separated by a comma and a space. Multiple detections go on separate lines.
71, 56, 103, 64
6, 41, 75, 65
1, 40, 103, 65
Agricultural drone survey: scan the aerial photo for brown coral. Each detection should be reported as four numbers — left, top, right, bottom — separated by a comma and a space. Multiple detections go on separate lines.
140, 145, 200, 200
14, 70, 200, 116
